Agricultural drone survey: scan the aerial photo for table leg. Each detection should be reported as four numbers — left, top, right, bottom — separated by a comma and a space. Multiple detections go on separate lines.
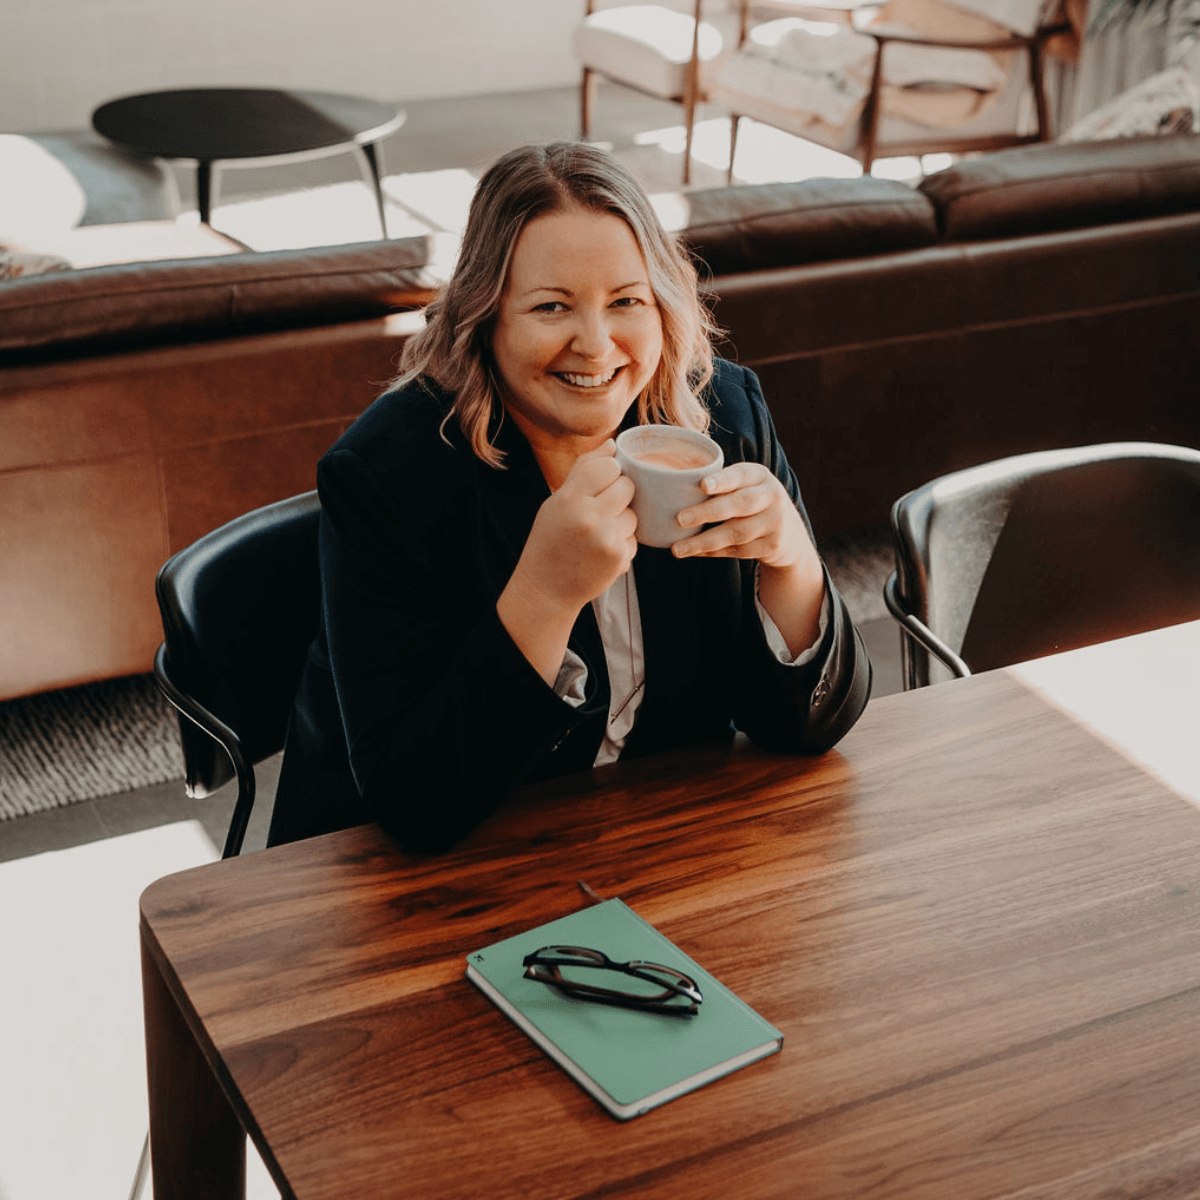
196, 160, 219, 226
141, 932, 245, 1200
356, 141, 388, 238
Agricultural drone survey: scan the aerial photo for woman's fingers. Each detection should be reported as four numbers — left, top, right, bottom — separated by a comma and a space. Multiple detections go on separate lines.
672, 465, 808, 567
673, 517, 771, 560
676, 463, 773, 531
700, 461, 765, 495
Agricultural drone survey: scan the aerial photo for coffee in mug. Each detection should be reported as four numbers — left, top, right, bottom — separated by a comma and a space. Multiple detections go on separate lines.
615, 425, 724, 548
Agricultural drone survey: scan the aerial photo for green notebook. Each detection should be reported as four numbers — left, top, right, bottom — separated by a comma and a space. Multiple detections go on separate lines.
465, 898, 783, 1120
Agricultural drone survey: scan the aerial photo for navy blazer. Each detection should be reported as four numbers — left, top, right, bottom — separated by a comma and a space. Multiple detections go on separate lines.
269, 359, 872, 852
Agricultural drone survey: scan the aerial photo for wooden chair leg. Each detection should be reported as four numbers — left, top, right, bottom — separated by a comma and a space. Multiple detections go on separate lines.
581, 68, 597, 140
860, 41, 885, 174
1029, 40, 1051, 140
681, 0, 703, 185
683, 90, 697, 185
728, 114, 741, 184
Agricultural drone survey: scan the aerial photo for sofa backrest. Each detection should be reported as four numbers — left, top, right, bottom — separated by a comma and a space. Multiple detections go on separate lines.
674, 134, 1200, 272
676, 176, 938, 275
0, 235, 435, 364
919, 133, 1200, 241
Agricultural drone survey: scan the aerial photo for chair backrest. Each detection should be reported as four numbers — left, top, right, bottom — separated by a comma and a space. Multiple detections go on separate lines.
154, 491, 322, 797
891, 442, 1200, 687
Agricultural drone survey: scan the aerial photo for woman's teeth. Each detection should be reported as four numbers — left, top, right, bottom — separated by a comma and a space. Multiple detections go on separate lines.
558, 368, 619, 388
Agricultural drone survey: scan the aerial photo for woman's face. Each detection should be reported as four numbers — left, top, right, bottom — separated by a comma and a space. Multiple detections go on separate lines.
491, 205, 664, 455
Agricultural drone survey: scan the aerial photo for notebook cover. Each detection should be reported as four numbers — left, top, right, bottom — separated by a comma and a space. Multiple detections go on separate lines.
466, 898, 783, 1119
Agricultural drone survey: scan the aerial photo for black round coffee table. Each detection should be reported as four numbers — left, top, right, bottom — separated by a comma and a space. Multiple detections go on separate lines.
92, 88, 405, 236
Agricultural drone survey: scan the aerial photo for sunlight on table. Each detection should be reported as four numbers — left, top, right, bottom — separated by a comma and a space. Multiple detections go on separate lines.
1010, 621, 1200, 808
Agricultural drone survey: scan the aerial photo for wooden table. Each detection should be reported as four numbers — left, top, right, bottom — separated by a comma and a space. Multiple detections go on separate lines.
140, 621, 1200, 1200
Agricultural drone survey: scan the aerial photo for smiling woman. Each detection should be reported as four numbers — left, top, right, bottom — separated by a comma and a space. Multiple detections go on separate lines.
490, 207, 664, 485
266, 141, 872, 853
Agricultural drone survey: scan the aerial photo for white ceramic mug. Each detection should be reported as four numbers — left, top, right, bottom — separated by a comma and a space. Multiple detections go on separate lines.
615, 425, 724, 548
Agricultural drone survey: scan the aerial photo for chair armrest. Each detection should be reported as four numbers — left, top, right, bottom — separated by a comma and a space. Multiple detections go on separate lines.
864, 19, 1072, 51
153, 642, 256, 858
864, 28, 1028, 50
883, 573, 972, 680
745, 0, 879, 16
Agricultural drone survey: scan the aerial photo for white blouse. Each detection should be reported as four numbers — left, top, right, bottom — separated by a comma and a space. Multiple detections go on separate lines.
554, 568, 830, 766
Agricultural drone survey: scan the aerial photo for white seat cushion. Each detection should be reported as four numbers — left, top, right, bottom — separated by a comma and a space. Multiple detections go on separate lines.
716, 33, 869, 127
574, 5, 738, 97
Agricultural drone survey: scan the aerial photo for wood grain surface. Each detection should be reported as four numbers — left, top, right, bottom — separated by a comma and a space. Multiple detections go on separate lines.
141, 652, 1200, 1200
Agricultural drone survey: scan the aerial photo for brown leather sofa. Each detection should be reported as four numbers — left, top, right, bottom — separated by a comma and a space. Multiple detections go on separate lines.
3, 132, 1198, 701
1, 238, 434, 700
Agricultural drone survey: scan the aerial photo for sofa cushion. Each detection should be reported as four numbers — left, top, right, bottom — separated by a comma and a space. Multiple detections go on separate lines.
674, 176, 938, 275
919, 133, 1200, 241
0, 236, 435, 361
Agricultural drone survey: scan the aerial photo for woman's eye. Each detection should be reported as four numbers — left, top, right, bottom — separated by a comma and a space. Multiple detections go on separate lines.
612, 296, 643, 308
533, 301, 566, 313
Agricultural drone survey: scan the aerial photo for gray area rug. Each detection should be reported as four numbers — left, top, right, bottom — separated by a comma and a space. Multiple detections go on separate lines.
0, 529, 893, 820
0, 675, 184, 820
821, 526, 892, 625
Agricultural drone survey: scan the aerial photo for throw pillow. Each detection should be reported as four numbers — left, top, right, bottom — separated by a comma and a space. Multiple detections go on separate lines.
1060, 66, 1200, 141
0, 244, 72, 281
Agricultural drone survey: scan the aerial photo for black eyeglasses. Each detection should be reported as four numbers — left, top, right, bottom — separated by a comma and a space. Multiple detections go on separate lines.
522, 945, 703, 1017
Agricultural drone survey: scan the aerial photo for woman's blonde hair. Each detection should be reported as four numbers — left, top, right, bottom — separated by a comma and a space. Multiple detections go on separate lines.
394, 141, 717, 466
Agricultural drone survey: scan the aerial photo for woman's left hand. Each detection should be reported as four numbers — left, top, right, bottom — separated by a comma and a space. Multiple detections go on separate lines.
673, 463, 826, 657
672, 462, 814, 570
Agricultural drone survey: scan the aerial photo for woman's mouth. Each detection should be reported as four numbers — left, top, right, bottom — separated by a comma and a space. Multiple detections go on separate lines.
555, 366, 624, 389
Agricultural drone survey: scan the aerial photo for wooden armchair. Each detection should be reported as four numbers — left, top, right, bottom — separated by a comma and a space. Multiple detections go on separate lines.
711, 0, 1072, 175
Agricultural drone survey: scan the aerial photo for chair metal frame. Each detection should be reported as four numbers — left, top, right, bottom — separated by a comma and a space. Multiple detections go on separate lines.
884, 570, 971, 681
153, 640, 260, 860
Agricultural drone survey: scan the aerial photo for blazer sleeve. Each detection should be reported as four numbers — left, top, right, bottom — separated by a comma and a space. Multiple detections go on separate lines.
714, 362, 873, 753
316, 444, 605, 853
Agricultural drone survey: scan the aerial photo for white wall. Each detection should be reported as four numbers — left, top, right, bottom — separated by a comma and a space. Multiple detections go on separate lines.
2, 0, 583, 133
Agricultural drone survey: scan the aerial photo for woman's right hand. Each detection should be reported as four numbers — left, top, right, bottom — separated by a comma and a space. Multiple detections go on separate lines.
497, 441, 636, 685
517, 441, 637, 614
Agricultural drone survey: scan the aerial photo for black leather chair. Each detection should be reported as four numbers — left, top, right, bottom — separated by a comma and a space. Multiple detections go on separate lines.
152, 490, 322, 858
884, 443, 1200, 689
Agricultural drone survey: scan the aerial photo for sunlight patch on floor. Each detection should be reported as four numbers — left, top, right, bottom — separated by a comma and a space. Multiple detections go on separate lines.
635, 116, 951, 186
384, 167, 480, 234
196, 127, 952, 254
0, 822, 280, 1200
209, 179, 432, 251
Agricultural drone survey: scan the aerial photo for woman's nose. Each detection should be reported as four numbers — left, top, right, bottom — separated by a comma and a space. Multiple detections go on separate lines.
569, 309, 614, 358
